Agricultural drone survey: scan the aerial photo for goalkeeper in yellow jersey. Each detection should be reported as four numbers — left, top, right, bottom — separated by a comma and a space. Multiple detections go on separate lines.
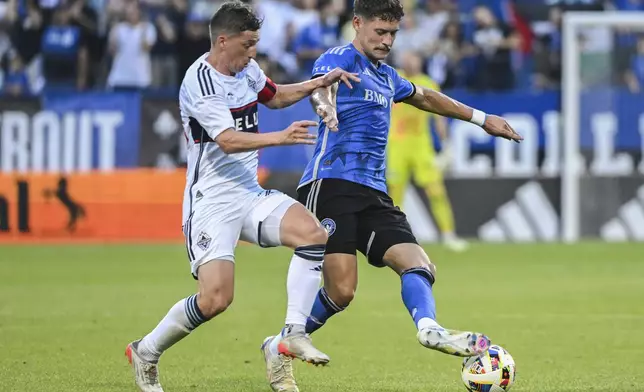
387, 51, 468, 252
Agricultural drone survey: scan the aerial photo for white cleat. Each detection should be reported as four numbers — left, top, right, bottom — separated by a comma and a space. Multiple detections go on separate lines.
444, 236, 469, 253
261, 337, 299, 392
417, 327, 490, 357
277, 332, 330, 366
125, 340, 164, 392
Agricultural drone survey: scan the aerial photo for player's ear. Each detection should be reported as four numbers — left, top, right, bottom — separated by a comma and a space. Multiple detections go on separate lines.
352, 15, 361, 31
216, 35, 226, 49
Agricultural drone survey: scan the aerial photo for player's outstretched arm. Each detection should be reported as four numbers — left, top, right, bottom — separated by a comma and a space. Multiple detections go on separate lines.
404, 86, 523, 143
263, 68, 359, 110
215, 121, 318, 154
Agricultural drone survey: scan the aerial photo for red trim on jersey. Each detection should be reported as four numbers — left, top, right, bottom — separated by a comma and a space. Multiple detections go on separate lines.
230, 100, 258, 112
258, 77, 277, 103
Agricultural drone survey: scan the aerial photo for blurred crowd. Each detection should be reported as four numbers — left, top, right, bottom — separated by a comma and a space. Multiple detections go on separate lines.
0, 0, 643, 96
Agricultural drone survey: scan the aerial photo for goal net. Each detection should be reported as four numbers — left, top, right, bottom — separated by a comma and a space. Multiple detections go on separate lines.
562, 11, 644, 242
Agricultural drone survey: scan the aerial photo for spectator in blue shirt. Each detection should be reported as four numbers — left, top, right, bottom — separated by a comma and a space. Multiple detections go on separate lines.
292, 0, 340, 77
41, 7, 88, 90
625, 36, 644, 93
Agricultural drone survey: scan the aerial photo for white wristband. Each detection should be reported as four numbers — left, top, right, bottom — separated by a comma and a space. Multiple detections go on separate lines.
470, 109, 487, 127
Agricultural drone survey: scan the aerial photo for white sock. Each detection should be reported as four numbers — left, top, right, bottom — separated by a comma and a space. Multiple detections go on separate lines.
269, 245, 324, 355
136, 294, 207, 362
418, 317, 442, 331
285, 249, 323, 325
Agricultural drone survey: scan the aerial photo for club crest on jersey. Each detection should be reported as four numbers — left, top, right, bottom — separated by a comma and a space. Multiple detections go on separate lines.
246, 75, 257, 91
197, 232, 211, 251
321, 218, 336, 236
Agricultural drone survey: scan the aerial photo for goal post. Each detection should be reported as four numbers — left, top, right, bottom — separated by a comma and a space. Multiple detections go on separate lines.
562, 11, 644, 243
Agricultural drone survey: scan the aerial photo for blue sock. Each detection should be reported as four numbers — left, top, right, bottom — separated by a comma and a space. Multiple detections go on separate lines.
401, 267, 437, 328
305, 288, 345, 334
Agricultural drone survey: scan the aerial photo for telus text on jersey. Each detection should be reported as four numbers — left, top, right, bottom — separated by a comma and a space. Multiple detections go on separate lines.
232, 105, 259, 133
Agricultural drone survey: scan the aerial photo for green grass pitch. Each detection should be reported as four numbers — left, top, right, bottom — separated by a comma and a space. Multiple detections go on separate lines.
1, 243, 643, 391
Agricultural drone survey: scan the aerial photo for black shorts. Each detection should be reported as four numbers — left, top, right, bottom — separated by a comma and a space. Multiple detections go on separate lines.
297, 178, 418, 267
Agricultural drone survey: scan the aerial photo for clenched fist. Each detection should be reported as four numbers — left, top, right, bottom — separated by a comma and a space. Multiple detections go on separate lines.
316, 104, 338, 131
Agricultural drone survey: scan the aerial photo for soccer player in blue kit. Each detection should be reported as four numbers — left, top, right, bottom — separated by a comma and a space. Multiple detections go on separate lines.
261, 1, 523, 390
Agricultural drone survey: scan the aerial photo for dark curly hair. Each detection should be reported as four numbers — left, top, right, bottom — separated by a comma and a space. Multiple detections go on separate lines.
353, 0, 405, 22
210, 1, 263, 37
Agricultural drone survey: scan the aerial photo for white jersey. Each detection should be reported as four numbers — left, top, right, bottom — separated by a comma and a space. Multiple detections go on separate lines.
179, 53, 277, 224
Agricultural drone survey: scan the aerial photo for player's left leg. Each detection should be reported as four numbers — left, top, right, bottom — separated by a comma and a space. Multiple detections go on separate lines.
126, 208, 243, 392
240, 190, 329, 392
359, 199, 490, 358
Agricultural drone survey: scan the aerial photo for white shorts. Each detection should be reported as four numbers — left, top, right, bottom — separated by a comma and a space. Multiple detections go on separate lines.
183, 189, 296, 277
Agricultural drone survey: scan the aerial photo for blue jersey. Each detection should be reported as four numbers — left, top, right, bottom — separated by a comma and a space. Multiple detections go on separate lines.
298, 43, 416, 194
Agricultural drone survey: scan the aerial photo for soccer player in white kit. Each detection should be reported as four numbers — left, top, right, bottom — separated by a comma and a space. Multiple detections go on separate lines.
124, 2, 360, 391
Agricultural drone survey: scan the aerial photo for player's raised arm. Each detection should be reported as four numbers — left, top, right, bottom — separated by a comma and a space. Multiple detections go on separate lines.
262, 68, 360, 110
403, 85, 523, 143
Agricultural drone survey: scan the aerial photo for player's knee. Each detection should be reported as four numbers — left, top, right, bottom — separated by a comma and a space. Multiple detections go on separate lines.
301, 222, 329, 246
198, 289, 234, 319
398, 258, 437, 279
326, 281, 355, 308
412, 254, 437, 279
386, 243, 437, 279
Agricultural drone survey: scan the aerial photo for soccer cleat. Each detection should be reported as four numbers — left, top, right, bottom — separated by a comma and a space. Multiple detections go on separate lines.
277, 332, 330, 366
443, 235, 469, 253
125, 340, 164, 392
261, 336, 299, 392
417, 327, 490, 357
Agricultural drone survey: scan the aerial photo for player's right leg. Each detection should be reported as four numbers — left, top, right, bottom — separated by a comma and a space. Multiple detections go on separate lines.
381, 243, 489, 356
296, 180, 361, 336
125, 210, 242, 392
357, 196, 489, 357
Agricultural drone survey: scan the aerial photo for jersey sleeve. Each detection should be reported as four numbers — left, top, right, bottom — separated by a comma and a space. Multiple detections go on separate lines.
311, 47, 351, 78
392, 70, 417, 103
193, 93, 235, 140
248, 59, 277, 103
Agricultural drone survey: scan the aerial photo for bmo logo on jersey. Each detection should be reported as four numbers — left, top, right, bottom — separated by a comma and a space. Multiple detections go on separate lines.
364, 89, 392, 108
231, 103, 259, 133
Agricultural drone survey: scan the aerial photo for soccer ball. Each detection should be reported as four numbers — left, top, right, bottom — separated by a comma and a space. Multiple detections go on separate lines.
461, 345, 516, 392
